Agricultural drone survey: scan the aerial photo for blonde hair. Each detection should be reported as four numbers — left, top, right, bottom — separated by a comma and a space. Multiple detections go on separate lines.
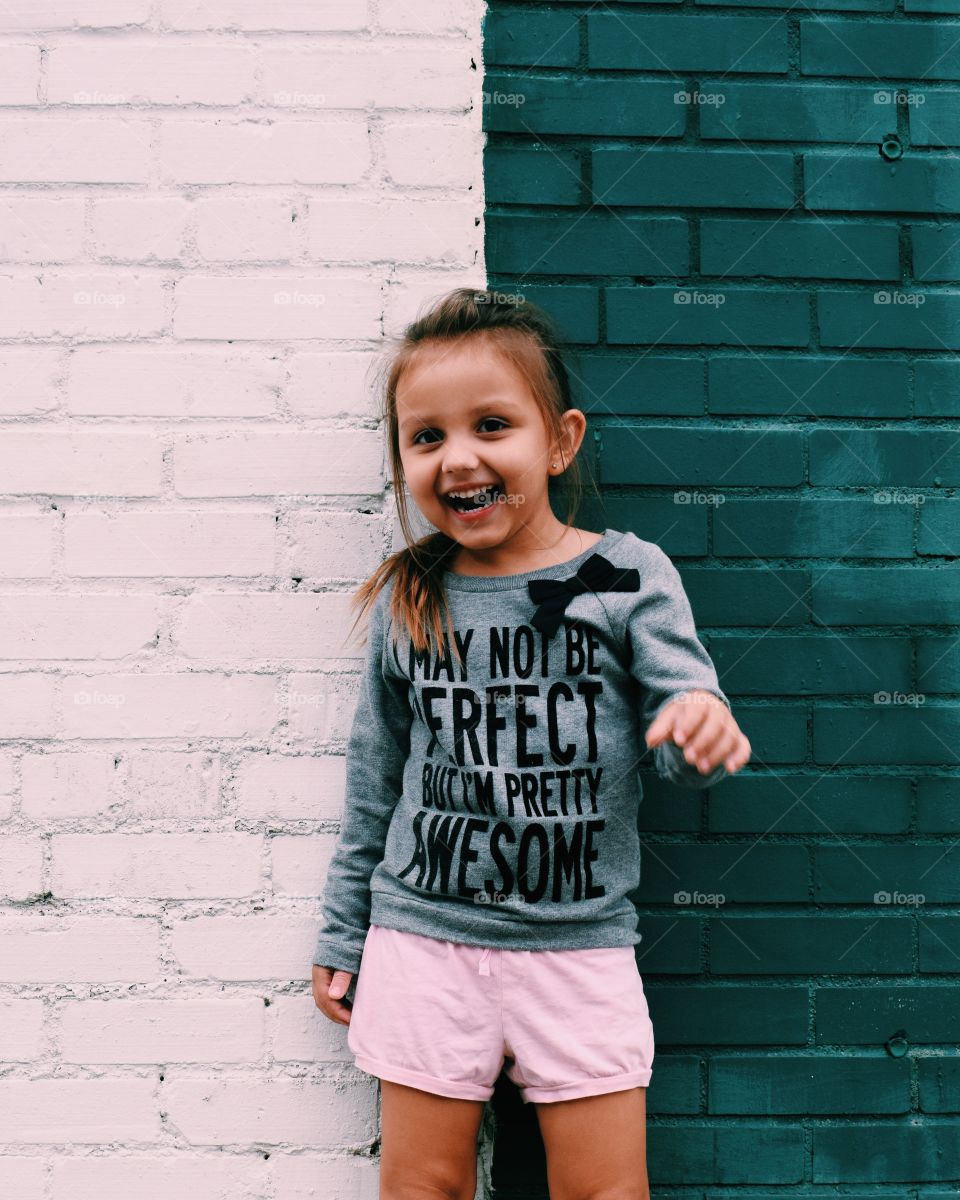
346, 286, 599, 663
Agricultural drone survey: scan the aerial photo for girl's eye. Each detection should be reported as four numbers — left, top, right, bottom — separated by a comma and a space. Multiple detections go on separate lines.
411, 417, 508, 445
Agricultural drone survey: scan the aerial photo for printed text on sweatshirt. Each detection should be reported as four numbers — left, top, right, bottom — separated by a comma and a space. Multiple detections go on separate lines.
313, 528, 731, 975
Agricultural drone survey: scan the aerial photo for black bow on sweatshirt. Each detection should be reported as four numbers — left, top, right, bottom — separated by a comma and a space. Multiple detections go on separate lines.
527, 553, 641, 637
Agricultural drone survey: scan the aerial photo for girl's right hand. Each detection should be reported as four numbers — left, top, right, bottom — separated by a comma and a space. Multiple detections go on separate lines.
312, 964, 354, 1025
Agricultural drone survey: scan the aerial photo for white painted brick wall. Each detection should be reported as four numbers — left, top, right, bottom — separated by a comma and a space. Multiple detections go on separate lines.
0, 1, 491, 1195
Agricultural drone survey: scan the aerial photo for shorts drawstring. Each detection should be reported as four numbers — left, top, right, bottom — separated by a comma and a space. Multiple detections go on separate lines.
478, 946, 492, 976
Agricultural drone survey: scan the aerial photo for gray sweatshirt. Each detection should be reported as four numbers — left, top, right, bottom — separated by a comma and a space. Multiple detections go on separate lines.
313, 528, 731, 975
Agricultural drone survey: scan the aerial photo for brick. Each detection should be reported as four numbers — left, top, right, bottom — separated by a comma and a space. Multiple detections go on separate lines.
814, 701, 960, 762
805, 151, 960, 213
709, 775, 911, 834
645, 1056, 699, 1113
67, 346, 282, 416
484, 145, 582, 206
0, 1079, 159, 1143
158, 119, 370, 184
0, 595, 159, 659
306, 197, 478, 265
600, 425, 803, 487
710, 915, 913, 973
810, 429, 960, 485
382, 117, 480, 187
714, 497, 913, 557
22, 751, 121, 819
594, 147, 795, 208
0, 198, 84, 261
915, 359, 960, 416
918, 498, 960, 555
909, 89, 960, 146
0, 915, 159, 983
813, 1125, 960, 1182
709, 633, 910, 693
170, 914, 322, 980
913, 223, 960, 280
486, 213, 688, 276
708, 355, 909, 416
485, 10, 580, 66
173, 593, 361, 661
0, 347, 61, 415
919, 917, 960, 971
173, 429, 383, 496
65, 511, 275, 576
802, 18, 960, 79
0, 430, 162, 496
708, 1055, 910, 1113
124, 752, 220, 818
820, 289, 960, 350
817, 985, 960, 1041
816, 844, 960, 902
235, 753, 344, 819
0, 837, 43, 900
47, 38, 256, 104
163, 1076, 376, 1147
194, 195, 299, 262
285, 352, 379, 418
0, 675, 56, 738
606, 285, 809, 347
701, 217, 899, 280
917, 776, 960, 831
651, 1124, 804, 1185
261, 42, 472, 110
60, 998, 264, 1062
588, 12, 788, 71
483, 75, 684, 137
160, 0, 367, 29
919, 1057, 960, 1111
490, 283, 599, 343
62, 673, 279, 738
640, 843, 807, 900
701, 0, 892, 9
0, 514, 56, 577
0, 273, 167, 338
0, 117, 151, 182
90, 196, 189, 261
918, 633, 960, 690
0, 1, 149, 28
575, 353, 704, 416
681, 568, 810, 627
380, 0, 467, 31
52, 1156, 270, 1200
701, 82, 893, 144
0, 1000, 43, 1061
52, 832, 262, 898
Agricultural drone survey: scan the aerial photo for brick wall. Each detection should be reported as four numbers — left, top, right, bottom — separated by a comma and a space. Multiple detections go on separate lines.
0, 3, 485, 1197
484, 0, 960, 1195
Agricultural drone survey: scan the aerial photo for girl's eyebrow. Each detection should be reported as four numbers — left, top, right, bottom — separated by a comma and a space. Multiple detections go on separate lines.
399, 397, 522, 431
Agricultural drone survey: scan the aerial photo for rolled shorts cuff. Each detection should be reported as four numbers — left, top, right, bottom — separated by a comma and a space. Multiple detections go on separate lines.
519, 1067, 653, 1105
354, 1053, 495, 1103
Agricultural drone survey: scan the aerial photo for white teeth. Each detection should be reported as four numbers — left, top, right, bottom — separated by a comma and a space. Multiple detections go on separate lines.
447, 486, 497, 500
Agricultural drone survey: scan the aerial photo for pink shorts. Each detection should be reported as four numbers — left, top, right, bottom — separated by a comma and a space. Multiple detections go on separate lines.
346, 923, 655, 1105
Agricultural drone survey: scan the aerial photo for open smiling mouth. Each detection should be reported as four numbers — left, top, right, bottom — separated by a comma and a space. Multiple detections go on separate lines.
443, 485, 504, 516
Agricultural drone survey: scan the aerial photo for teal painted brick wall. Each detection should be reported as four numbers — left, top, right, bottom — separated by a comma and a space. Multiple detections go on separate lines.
483, 0, 960, 1194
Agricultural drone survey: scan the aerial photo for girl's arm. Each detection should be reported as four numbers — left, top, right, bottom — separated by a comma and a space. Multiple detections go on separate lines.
624, 543, 734, 790
312, 586, 411, 975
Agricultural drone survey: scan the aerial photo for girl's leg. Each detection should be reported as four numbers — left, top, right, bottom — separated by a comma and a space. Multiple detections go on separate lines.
533, 1086, 649, 1200
379, 1079, 486, 1200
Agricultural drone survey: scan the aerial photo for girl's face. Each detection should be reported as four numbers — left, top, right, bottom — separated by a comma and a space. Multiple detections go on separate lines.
395, 338, 584, 559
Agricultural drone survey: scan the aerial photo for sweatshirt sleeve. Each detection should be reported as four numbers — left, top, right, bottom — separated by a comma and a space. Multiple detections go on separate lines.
625, 544, 731, 791
312, 586, 411, 975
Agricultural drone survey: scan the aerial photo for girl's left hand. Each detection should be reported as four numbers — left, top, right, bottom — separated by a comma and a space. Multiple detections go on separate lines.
645, 690, 751, 776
